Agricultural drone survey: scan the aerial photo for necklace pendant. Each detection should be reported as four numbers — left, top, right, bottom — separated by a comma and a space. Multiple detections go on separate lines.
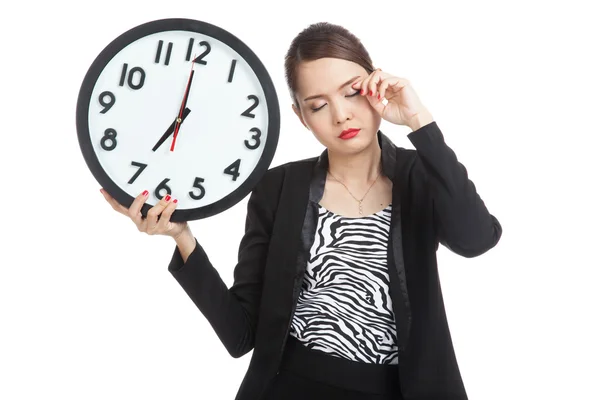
359, 201, 363, 216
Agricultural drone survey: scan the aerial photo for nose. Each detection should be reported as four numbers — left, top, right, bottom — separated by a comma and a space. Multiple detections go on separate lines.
331, 100, 352, 125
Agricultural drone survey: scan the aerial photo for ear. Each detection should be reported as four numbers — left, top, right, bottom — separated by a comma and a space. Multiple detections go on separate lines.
292, 104, 309, 130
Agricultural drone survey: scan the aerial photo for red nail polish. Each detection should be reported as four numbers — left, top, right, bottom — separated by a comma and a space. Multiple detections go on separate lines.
369, 90, 373, 96
173, 199, 178, 204
142, 190, 148, 196
165, 195, 171, 201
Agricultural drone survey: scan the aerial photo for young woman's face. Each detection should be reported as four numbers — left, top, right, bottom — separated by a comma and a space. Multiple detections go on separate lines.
292, 57, 382, 154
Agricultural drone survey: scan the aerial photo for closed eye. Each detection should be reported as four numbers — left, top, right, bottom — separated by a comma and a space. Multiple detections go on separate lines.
310, 90, 361, 113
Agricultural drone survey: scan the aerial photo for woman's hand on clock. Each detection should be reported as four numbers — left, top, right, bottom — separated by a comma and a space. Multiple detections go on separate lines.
100, 188, 188, 239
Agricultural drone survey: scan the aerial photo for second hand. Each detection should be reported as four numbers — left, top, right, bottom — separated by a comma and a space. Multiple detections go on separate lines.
171, 55, 196, 152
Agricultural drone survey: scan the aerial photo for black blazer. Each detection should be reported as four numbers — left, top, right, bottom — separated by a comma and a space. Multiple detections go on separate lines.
167, 121, 503, 400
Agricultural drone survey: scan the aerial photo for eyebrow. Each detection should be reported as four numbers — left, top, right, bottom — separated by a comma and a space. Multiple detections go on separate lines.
303, 75, 361, 102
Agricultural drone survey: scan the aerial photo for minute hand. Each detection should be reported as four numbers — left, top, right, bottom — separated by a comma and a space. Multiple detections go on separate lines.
171, 65, 196, 151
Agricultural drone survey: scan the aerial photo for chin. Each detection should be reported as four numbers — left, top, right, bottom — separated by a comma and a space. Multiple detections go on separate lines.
333, 136, 372, 153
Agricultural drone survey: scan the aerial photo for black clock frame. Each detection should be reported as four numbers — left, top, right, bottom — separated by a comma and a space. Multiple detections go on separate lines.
76, 18, 280, 221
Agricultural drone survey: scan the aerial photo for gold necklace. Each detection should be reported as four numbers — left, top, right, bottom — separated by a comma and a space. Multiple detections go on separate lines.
328, 168, 381, 216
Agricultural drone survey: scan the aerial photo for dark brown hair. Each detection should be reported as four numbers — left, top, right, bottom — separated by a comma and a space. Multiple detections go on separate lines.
284, 22, 375, 108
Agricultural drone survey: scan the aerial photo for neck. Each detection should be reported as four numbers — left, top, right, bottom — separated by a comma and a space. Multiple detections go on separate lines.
327, 138, 382, 185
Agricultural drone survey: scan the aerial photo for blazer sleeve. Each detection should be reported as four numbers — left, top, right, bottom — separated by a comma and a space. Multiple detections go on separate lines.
407, 121, 502, 258
166, 169, 281, 358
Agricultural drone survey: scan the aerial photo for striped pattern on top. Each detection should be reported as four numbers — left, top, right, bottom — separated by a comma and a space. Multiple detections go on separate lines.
289, 203, 398, 365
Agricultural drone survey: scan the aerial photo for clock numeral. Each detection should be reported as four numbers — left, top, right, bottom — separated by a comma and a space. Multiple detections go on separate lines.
99, 91, 115, 113
185, 38, 194, 61
128, 161, 148, 184
245, 127, 262, 150
100, 128, 117, 151
150, 176, 207, 201
227, 59, 237, 83
186, 38, 211, 65
241, 95, 259, 118
224, 159, 242, 181
189, 177, 206, 200
119, 63, 146, 90
155, 40, 173, 65
154, 178, 172, 200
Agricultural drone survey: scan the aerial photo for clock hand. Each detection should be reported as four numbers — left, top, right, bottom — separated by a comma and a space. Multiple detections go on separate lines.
171, 58, 196, 152
152, 107, 191, 152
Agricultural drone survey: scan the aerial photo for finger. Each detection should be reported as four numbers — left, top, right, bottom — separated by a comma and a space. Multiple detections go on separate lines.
367, 93, 385, 113
369, 73, 384, 99
360, 71, 376, 97
377, 79, 391, 102
128, 189, 149, 226
156, 198, 179, 234
145, 193, 174, 234
352, 70, 375, 97
383, 77, 411, 96
351, 77, 365, 95
100, 188, 129, 216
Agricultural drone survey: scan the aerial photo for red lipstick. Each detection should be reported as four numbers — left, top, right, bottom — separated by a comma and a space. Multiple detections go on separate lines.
339, 128, 360, 139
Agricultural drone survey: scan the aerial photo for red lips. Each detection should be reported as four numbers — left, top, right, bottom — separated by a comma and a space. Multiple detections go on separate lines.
339, 128, 360, 139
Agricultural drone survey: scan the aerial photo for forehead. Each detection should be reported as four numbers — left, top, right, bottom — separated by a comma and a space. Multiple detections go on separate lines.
295, 57, 366, 95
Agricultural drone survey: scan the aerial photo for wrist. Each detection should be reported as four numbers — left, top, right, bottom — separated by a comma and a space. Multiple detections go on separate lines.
408, 111, 434, 131
173, 225, 192, 242
173, 226, 196, 264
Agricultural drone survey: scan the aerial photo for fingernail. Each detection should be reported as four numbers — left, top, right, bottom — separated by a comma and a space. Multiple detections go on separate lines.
360, 89, 365, 95
369, 90, 373, 96
165, 195, 171, 201
142, 190, 149, 196
173, 199, 178, 204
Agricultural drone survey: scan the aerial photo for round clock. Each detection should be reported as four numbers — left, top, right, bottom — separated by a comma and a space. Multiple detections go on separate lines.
76, 18, 280, 222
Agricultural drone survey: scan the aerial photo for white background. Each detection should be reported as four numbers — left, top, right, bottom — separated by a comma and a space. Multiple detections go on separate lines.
1, 0, 598, 399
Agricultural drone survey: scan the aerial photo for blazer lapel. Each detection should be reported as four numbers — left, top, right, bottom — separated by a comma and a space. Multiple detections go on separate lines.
251, 159, 315, 377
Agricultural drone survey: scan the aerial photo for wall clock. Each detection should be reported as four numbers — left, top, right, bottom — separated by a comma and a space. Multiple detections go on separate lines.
76, 18, 280, 221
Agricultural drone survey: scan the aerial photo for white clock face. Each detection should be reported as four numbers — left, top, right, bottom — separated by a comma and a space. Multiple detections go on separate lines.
80, 21, 278, 220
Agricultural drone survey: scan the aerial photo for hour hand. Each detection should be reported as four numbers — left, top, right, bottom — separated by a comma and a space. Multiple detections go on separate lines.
152, 107, 191, 152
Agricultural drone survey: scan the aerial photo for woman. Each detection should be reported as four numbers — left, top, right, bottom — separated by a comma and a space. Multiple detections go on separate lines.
101, 22, 502, 400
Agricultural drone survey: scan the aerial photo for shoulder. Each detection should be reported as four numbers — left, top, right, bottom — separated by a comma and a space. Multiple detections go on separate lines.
247, 156, 318, 217
394, 146, 429, 195
396, 147, 418, 172
269, 155, 320, 174
251, 155, 318, 197
259, 155, 319, 186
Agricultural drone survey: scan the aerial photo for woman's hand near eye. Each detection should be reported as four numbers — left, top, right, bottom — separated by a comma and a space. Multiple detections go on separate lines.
351, 69, 433, 128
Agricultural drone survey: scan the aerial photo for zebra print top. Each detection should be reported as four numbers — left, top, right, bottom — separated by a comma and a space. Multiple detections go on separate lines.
289, 202, 399, 365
